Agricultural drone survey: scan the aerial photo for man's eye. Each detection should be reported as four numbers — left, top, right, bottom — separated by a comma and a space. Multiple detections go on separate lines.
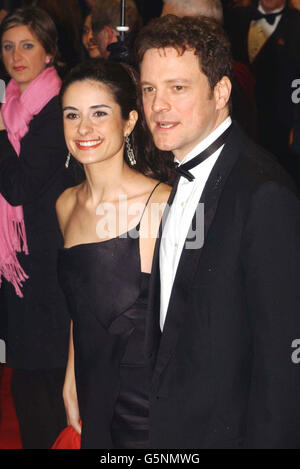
143, 87, 154, 94
174, 85, 184, 91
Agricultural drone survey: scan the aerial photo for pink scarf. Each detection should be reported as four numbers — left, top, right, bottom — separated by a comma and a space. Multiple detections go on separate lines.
0, 66, 61, 297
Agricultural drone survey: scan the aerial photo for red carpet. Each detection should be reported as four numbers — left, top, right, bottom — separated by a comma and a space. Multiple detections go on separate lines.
0, 366, 22, 449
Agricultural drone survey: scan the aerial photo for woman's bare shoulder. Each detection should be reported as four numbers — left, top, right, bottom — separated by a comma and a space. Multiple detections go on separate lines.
56, 184, 81, 234
56, 185, 79, 211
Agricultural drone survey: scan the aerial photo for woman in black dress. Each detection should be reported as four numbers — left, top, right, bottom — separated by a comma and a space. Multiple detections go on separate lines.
56, 59, 171, 448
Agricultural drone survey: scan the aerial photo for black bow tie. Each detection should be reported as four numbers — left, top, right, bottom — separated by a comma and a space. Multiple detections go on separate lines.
252, 9, 284, 25
174, 125, 232, 182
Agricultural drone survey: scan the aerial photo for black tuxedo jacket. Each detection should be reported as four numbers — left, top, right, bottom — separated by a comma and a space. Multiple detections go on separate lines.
147, 123, 300, 449
227, 6, 300, 158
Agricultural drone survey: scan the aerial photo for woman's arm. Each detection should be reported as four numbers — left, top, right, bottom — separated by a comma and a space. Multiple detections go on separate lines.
57, 186, 81, 431
63, 322, 81, 434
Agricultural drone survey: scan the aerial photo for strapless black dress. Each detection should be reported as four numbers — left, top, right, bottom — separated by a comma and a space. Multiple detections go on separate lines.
58, 228, 151, 449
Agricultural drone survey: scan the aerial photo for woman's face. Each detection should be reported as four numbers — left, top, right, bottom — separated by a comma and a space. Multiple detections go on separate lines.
62, 79, 137, 167
82, 14, 101, 59
1, 25, 51, 93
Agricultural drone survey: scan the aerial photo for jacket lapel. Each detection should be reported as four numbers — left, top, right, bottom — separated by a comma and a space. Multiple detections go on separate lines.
150, 123, 245, 390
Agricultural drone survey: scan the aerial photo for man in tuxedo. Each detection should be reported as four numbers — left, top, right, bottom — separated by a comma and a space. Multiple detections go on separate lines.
226, 0, 300, 175
136, 14, 300, 448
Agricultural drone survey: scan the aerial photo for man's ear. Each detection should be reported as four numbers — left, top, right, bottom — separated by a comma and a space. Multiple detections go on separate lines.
103, 25, 119, 44
214, 76, 232, 111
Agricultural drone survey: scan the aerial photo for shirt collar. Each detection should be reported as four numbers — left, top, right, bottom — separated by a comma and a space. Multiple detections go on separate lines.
258, 2, 285, 14
175, 116, 232, 167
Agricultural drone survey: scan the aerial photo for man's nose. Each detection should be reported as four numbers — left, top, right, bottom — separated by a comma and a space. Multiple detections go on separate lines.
151, 92, 171, 113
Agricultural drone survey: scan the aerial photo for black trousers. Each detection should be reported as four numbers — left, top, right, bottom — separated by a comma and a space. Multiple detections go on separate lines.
11, 368, 67, 449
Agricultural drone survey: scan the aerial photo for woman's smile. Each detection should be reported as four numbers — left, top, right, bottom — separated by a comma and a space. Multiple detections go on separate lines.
75, 138, 103, 150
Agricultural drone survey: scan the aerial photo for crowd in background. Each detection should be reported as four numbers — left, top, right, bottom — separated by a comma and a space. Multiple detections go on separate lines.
0, 0, 298, 181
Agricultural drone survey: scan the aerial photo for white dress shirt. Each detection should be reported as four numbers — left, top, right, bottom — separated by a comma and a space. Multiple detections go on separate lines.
248, 3, 284, 63
159, 117, 232, 331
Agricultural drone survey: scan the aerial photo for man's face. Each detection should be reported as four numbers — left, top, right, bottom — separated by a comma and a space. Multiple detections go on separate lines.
260, 0, 286, 13
94, 27, 118, 59
141, 47, 226, 161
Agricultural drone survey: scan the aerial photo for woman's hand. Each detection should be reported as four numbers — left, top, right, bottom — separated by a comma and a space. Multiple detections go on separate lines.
63, 322, 82, 435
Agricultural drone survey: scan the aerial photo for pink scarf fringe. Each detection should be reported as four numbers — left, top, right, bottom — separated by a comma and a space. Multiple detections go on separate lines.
0, 66, 61, 297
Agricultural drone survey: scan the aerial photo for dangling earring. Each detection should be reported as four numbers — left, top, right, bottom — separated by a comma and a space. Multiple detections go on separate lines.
65, 152, 71, 168
125, 134, 136, 166
45, 57, 51, 65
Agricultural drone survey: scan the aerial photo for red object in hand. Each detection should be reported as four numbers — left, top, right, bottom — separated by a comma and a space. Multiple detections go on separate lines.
52, 425, 81, 449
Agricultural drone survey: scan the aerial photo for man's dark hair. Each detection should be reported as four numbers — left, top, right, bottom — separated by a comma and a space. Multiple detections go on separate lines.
135, 14, 233, 92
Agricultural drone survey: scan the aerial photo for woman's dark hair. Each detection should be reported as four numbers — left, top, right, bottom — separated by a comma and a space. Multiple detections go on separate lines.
60, 59, 174, 183
0, 7, 58, 66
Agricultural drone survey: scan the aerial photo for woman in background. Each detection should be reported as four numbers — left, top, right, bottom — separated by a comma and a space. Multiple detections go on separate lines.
82, 12, 101, 59
0, 7, 71, 448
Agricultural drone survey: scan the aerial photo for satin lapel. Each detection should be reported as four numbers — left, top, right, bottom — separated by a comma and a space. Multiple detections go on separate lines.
151, 123, 245, 388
